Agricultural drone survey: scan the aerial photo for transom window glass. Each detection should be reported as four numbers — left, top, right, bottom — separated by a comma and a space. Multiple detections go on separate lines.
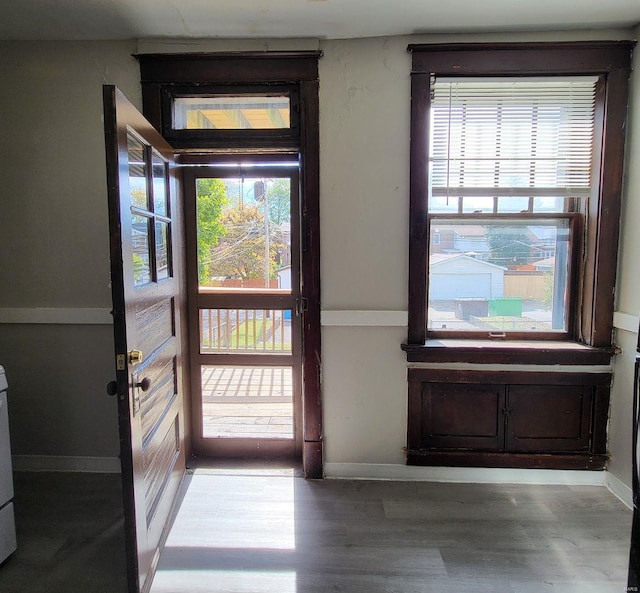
173, 95, 291, 130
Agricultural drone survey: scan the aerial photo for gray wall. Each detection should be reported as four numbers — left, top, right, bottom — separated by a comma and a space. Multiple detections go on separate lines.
0, 41, 141, 465
607, 23, 640, 491
0, 31, 638, 482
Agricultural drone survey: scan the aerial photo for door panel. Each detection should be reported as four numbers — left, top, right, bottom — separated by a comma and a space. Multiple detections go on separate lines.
103, 85, 186, 593
506, 385, 592, 452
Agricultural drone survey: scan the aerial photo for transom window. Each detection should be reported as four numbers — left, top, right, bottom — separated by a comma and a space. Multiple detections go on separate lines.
173, 95, 291, 130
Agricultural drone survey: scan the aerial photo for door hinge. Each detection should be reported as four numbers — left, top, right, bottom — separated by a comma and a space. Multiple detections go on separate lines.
301, 208, 309, 252
296, 296, 309, 317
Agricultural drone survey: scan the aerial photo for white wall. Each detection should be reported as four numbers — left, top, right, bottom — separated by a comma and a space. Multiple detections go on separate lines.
0, 29, 638, 479
318, 29, 638, 473
0, 41, 141, 467
608, 24, 640, 491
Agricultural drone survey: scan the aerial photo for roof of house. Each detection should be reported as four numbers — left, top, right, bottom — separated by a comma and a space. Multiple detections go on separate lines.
430, 253, 507, 271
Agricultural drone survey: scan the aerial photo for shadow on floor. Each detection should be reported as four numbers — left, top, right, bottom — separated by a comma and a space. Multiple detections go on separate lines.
0, 471, 127, 593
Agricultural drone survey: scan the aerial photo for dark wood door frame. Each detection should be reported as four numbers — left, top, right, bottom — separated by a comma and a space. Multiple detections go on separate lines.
137, 52, 323, 478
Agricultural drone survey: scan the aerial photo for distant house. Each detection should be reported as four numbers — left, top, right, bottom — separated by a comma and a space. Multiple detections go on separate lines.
431, 224, 556, 267
533, 256, 555, 271
278, 265, 292, 289
430, 225, 490, 256
429, 254, 507, 300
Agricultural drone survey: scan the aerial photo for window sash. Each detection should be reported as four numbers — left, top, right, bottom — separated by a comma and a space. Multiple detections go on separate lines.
426, 213, 578, 339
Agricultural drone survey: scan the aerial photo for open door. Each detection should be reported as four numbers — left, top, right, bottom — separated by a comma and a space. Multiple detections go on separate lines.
103, 86, 187, 593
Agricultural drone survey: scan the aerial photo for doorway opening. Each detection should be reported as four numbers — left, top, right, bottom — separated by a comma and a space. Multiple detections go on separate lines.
184, 163, 303, 461
137, 51, 322, 476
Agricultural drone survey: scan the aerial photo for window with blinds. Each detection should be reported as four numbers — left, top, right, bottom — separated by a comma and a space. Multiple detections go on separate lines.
426, 76, 598, 336
429, 77, 597, 214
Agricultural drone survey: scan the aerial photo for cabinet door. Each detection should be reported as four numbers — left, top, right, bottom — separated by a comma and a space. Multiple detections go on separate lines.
506, 385, 592, 452
420, 383, 505, 450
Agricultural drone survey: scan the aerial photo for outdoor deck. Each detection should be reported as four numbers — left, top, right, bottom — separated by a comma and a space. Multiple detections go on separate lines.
201, 366, 293, 439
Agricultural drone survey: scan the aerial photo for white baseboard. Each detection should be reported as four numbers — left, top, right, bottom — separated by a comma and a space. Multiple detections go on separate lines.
12, 455, 121, 473
7, 457, 632, 509
605, 471, 633, 509
324, 462, 607, 486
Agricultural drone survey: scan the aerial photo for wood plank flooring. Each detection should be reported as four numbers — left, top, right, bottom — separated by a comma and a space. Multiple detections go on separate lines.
0, 472, 127, 593
0, 470, 632, 593
151, 470, 632, 593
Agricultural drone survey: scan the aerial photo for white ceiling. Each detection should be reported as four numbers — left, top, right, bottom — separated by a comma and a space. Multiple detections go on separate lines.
1, 0, 639, 41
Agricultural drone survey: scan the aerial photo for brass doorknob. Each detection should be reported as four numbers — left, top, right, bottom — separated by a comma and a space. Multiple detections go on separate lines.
128, 350, 143, 365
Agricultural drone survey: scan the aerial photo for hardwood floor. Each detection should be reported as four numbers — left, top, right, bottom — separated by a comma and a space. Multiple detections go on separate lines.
0, 470, 632, 592
151, 469, 632, 593
0, 472, 127, 593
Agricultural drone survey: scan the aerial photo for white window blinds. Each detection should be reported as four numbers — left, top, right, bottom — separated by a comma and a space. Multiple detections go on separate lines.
430, 77, 597, 199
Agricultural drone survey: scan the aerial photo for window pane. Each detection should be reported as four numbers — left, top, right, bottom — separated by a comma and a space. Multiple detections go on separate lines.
196, 177, 291, 292
428, 195, 459, 213
462, 197, 494, 213
131, 214, 152, 286
199, 309, 292, 354
497, 197, 530, 213
155, 221, 170, 281
173, 96, 291, 130
152, 150, 168, 216
127, 134, 148, 210
428, 218, 571, 333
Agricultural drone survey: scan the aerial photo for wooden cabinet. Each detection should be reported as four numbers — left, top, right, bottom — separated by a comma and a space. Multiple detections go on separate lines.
407, 369, 610, 469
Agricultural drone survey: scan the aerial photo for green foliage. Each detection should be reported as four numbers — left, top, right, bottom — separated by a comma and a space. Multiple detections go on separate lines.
132, 253, 146, 283
487, 226, 532, 267
196, 178, 228, 285
542, 271, 554, 311
210, 205, 287, 282
267, 178, 291, 225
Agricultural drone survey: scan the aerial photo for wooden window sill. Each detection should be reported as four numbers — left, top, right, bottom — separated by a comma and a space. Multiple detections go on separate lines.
401, 339, 616, 365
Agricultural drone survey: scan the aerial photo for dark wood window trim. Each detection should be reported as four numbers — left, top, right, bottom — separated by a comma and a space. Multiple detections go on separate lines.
404, 42, 634, 363
136, 51, 323, 478
137, 51, 321, 152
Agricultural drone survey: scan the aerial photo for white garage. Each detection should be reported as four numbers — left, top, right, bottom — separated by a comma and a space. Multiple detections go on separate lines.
429, 254, 506, 301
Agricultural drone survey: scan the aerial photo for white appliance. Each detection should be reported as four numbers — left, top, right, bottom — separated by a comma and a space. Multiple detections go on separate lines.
0, 366, 16, 564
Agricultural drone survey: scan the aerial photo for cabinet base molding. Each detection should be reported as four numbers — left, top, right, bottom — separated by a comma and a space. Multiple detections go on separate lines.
406, 450, 608, 470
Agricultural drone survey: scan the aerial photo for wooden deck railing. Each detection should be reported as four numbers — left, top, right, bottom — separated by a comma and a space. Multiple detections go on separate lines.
199, 308, 292, 353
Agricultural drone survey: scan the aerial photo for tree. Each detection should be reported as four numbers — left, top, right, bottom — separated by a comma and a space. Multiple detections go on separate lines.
209, 204, 287, 283
267, 178, 291, 225
486, 226, 533, 267
196, 178, 228, 285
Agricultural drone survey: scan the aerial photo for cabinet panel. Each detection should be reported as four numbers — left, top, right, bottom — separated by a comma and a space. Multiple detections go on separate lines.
506, 385, 592, 452
420, 383, 504, 450
406, 369, 610, 469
